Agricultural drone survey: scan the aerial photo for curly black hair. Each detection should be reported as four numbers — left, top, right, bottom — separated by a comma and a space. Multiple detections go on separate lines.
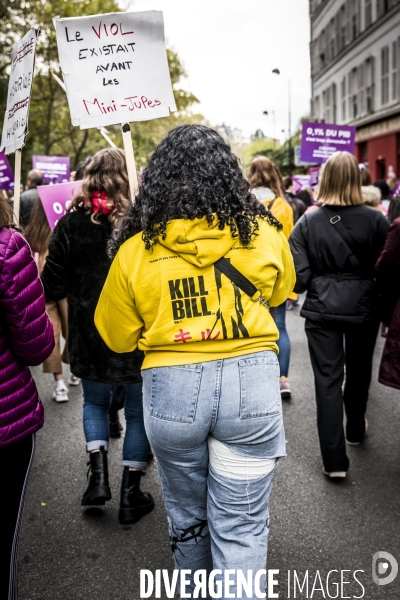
109, 124, 283, 257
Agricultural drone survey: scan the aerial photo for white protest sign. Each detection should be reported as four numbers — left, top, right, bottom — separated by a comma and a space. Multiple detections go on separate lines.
1, 29, 38, 154
54, 11, 176, 130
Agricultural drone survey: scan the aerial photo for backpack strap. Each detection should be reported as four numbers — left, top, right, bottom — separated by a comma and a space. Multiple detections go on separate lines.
322, 206, 367, 270
214, 257, 270, 311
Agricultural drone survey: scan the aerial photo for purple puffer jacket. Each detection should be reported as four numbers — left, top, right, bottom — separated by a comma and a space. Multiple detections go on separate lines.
0, 227, 54, 446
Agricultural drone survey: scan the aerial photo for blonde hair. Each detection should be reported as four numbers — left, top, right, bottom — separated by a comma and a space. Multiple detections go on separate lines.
317, 151, 363, 206
248, 156, 285, 198
68, 147, 130, 229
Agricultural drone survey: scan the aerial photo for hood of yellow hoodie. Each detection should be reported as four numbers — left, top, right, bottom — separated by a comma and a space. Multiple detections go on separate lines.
158, 216, 237, 268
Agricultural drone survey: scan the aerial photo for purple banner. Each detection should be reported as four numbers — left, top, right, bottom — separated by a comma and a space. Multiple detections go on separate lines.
37, 180, 82, 230
300, 122, 356, 165
0, 152, 14, 190
32, 155, 70, 184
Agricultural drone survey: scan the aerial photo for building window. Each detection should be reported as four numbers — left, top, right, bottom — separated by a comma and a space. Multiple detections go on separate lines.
381, 46, 390, 104
322, 87, 333, 123
315, 96, 321, 120
364, 57, 375, 113
340, 5, 346, 49
314, 96, 321, 120
332, 83, 337, 122
392, 40, 398, 101
365, 0, 372, 27
318, 31, 326, 69
350, 68, 359, 118
360, 62, 365, 114
351, 0, 358, 40
352, 94, 358, 118
330, 19, 335, 59
366, 86, 373, 112
341, 78, 346, 120
352, 15, 357, 39
377, 0, 389, 16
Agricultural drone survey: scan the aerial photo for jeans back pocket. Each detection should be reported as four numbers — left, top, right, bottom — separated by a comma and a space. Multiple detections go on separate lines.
239, 356, 281, 419
148, 364, 203, 423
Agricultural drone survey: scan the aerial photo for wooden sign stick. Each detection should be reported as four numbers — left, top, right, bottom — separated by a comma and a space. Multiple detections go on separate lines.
121, 123, 139, 203
13, 149, 22, 227
99, 129, 117, 149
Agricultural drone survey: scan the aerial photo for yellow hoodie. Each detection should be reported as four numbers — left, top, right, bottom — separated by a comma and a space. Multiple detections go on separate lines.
95, 215, 295, 369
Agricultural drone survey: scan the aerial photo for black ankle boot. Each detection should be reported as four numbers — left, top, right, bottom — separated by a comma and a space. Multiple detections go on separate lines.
81, 446, 112, 506
109, 411, 123, 438
119, 468, 155, 524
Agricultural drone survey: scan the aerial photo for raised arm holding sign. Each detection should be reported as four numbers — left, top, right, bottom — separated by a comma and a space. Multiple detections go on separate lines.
53, 11, 176, 200
0, 29, 39, 225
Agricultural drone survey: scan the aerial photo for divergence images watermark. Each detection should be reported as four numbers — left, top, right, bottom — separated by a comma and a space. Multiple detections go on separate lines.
140, 569, 365, 598
140, 554, 399, 598
372, 552, 398, 586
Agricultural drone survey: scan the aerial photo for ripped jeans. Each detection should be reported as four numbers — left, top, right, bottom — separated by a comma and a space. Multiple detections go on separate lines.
142, 351, 286, 600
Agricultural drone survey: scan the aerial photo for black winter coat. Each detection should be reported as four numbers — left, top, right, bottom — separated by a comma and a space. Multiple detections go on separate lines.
41, 210, 143, 384
376, 217, 400, 389
289, 205, 389, 324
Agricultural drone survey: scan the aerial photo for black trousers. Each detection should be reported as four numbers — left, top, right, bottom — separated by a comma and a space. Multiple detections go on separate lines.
0, 434, 35, 600
305, 320, 379, 472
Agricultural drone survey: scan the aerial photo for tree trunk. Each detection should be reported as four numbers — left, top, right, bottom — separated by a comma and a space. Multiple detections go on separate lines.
74, 130, 89, 167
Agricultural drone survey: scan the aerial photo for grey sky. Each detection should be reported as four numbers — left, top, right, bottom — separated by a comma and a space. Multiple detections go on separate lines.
128, 0, 311, 141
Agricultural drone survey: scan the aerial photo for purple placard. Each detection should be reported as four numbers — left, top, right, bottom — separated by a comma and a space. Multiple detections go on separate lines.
292, 175, 310, 195
309, 166, 320, 189
32, 155, 70, 184
0, 152, 14, 190
392, 181, 400, 197
37, 180, 82, 230
300, 121, 356, 165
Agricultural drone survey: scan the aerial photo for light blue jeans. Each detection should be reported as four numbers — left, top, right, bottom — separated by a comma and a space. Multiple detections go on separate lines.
142, 351, 286, 599
82, 379, 149, 469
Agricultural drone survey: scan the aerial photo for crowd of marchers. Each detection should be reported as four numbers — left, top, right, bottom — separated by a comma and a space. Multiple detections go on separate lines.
1, 125, 399, 599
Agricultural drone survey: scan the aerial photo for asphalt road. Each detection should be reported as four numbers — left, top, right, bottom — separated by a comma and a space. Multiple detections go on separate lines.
18, 305, 400, 600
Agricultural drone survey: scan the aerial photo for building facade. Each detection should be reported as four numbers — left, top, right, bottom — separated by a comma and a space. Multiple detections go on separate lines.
310, 0, 400, 180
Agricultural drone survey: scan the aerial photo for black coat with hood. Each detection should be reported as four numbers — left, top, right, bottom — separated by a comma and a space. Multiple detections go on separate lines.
289, 204, 389, 324
41, 209, 143, 384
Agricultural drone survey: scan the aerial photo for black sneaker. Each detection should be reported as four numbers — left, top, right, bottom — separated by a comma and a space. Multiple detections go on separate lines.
346, 419, 368, 446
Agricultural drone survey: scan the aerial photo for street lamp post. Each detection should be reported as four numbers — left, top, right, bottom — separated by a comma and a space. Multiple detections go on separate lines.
272, 68, 292, 175
262, 110, 276, 148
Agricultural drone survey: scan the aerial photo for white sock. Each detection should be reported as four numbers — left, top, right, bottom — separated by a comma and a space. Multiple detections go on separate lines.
56, 379, 66, 391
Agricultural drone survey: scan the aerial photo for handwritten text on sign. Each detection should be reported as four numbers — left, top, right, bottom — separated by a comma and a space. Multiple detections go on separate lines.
0, 29, 38, 154
54, 11, 176, 129
37, 180, 83, 230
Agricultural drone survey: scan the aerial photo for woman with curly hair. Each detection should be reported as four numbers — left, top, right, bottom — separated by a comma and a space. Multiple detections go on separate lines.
41, 148, 154, 524
95, 125, 295, 596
